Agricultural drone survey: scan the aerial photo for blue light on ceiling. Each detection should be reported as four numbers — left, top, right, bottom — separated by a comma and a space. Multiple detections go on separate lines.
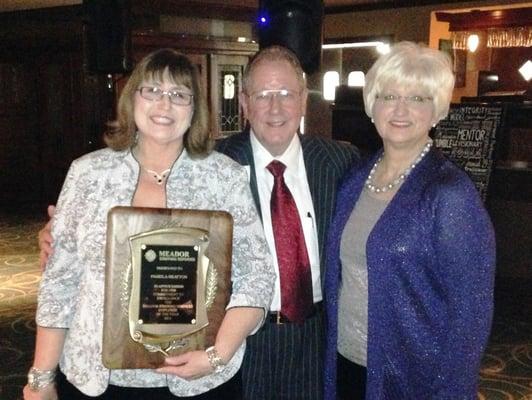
258, 15, 268, 25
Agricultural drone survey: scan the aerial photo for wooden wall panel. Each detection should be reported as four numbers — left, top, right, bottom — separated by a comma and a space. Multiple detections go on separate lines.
0, 62, 41, 208
0, 37, 111, 209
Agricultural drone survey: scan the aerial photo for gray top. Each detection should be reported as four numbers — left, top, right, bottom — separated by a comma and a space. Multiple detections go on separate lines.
337, 188, 389, 366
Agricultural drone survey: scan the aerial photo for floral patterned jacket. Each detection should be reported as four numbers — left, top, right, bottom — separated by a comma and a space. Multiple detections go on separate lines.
37, 147, 275, 397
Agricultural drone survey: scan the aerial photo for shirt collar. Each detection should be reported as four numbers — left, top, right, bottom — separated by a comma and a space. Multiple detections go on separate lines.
250, 130, 302, 173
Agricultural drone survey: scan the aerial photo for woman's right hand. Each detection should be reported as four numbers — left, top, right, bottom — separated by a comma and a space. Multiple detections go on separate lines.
23, 383, 58, 400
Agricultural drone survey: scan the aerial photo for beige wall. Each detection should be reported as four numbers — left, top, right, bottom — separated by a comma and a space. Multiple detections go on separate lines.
324, 0, 531, 43
325, 7, 432, 43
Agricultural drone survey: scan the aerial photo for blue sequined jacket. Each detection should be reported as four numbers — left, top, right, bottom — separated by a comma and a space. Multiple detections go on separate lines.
324, 148, 495, 400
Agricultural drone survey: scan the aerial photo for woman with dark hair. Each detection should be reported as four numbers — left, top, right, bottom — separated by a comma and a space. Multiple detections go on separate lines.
23, 49, 274, 400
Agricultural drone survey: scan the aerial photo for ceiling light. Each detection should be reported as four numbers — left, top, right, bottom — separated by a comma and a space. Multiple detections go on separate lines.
348, 71, 365, 87
376, 43, 390, 54
467, 34, 479, 52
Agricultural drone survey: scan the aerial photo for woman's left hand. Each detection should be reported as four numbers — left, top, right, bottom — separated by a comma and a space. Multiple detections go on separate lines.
156, 350, 213, 380
155, 307, 263, 380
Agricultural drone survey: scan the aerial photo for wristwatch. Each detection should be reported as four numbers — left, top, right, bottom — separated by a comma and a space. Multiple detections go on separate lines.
27, 367, 56, 391
205, 346, 226, 373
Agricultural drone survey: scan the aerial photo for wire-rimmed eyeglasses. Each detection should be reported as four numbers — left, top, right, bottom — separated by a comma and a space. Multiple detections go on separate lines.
376, 94, 433, 108
247, 89, 301, 108
137, 87, 194, 106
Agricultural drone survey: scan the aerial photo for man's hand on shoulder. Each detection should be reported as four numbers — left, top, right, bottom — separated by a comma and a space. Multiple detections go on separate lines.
38, 205, 55, 271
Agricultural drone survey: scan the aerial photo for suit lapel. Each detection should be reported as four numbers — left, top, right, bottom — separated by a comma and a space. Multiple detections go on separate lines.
300, 135, 329, 270
230, 133, 261, 217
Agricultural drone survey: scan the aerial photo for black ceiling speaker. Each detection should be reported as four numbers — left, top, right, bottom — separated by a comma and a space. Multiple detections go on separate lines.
83, 0, 132, 74
258, 0, 324, 74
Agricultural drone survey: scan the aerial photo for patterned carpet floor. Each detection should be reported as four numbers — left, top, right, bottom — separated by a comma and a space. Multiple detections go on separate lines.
0, 211, 531, 400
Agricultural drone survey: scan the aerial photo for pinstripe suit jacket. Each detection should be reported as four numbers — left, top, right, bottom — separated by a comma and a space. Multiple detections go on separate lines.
217, 131, 358, 399
216, 130, 359, 280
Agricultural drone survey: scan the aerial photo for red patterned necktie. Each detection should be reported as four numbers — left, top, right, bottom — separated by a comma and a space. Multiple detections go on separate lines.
267, 160, 313, 324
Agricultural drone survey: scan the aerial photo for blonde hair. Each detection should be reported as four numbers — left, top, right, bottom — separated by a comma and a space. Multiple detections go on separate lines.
363, 41, 455, 122
242, 45, 306, 93
105, 48, 212, 157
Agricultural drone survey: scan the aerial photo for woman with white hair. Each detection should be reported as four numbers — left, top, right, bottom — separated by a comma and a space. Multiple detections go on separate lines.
323, 41, 495, 399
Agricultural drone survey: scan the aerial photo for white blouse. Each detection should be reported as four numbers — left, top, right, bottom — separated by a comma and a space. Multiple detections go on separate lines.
37, 147, 275, 397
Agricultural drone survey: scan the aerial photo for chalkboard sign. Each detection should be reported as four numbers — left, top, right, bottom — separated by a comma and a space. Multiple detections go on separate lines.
433, 104, 503, 201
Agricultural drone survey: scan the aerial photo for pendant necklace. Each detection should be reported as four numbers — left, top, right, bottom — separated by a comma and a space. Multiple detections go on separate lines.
365, 139, 433, 193
132, 144, 181, 185
143, 167, 171, 185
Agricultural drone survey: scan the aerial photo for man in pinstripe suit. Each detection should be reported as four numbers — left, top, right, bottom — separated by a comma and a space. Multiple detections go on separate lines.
216, 46, 358, 400
38, 45, 358, 399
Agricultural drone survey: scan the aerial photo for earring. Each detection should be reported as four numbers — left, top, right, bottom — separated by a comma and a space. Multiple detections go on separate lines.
371, 118, 375, 123
432, 123, 436, 128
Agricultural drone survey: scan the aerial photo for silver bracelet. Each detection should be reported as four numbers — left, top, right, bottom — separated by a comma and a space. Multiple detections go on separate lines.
27, 367, 56, 391
205, 346, 225, 373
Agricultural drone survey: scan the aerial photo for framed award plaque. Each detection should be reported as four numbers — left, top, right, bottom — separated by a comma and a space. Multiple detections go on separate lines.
102, 206, 233, 369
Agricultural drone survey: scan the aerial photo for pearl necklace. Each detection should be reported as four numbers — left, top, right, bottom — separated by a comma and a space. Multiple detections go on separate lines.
365, 139, 433, 193
143, 167, 171, 185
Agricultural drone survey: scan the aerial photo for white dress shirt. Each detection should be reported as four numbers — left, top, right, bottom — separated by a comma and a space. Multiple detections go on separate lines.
250, 131, 322, 311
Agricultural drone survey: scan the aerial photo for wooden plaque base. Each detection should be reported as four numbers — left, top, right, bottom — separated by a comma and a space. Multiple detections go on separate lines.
102, 206, 233, 369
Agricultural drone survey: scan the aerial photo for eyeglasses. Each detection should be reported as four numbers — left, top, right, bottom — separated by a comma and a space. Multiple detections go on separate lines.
376, 94, 433, 108
247, 89, 301, 108
137, 87, 193, 106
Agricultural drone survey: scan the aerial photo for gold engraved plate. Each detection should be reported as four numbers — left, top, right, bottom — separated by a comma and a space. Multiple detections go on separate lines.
127, 227, 216, 356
